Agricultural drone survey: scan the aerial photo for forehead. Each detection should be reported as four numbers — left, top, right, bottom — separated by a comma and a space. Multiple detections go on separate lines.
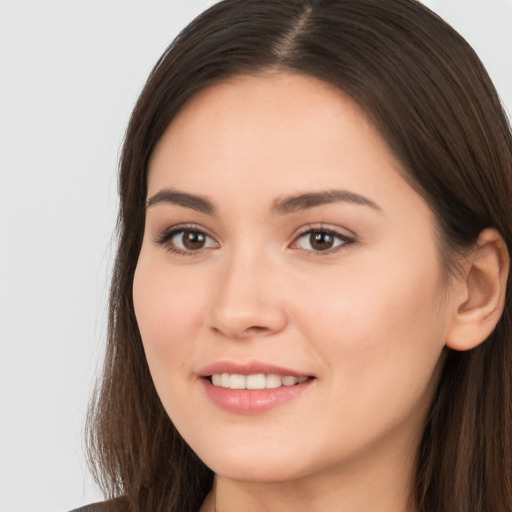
150, 73, 372, 160
147, 72, 425, 221
162, 72, 362, 135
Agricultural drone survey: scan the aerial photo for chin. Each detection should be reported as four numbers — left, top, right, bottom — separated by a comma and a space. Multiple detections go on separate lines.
211, 461, 307, 484
193, 438, 322, 484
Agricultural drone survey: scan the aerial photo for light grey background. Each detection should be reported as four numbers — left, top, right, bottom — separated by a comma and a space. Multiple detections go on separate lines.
0, 1, 510, 511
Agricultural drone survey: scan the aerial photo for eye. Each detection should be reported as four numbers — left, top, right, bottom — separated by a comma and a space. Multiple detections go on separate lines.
155, 226, 218, 255
292, 228, 353, 253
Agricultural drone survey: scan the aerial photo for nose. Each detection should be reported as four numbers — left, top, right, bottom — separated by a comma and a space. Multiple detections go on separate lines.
207, 249, 288, 339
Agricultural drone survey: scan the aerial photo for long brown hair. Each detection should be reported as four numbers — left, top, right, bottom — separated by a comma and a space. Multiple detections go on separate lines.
87, 1, 512, 511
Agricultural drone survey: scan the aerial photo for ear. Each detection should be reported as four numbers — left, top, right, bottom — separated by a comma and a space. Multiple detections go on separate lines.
446, 228, 509, 351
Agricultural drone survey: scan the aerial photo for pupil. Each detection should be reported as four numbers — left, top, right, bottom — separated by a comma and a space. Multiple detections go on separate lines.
183, 231, 205, 250
311, 232, 333, 251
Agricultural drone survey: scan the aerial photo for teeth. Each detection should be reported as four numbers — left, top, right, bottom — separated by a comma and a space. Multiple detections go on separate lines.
229, 374, 246, 389
246, 374, 266, 389
210, 373, 308, 390
266, 374, 282, 389
282, 375, 299, 386
220, 373, 230, 387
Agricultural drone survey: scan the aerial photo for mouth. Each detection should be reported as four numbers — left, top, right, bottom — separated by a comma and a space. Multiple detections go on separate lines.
208, 373, 311, 390
198, 362, 315, 413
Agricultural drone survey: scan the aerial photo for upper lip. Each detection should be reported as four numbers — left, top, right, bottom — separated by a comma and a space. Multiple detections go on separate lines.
198, 361, 313, 378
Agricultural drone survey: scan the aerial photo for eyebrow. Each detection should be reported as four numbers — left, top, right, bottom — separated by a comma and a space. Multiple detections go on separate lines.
272, 189, 381, 214
146, 189, 215, 215
145, 188, 381, 216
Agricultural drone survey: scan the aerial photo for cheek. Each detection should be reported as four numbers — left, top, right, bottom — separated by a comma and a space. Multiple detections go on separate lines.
295, 251, 448, 404
132, 254, 209, 385
285, 264, 447, 462
296, 260, 445, 344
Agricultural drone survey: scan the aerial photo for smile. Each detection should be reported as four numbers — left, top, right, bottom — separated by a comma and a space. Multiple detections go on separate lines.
210, 373, 309, 390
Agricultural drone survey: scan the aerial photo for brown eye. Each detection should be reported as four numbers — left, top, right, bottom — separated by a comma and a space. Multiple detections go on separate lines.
157, 227, 218, 254
181, 230, 206, 250
293, 229, 352, 253
310, 232, 335, 251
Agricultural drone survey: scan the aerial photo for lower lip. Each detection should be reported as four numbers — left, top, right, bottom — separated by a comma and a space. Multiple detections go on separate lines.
200, 378, 314, 414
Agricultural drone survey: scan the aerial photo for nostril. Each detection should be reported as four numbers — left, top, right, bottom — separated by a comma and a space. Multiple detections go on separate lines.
247, 326, 268, 333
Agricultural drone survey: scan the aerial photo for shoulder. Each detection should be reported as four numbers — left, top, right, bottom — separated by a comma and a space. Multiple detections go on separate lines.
69, 504, 108, 512
69, 499, 128, 512
69, 505, 105, 512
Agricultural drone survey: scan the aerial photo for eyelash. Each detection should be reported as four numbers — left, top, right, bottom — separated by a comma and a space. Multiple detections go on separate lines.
154, 223, 355, 257
154, 224, 218, 256
292, 225, 355, 256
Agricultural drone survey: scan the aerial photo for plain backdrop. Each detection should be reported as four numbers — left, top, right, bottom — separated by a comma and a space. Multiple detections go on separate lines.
0, 1, 510, 511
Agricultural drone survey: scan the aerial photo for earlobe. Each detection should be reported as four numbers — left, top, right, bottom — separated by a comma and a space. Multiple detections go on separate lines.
446, 228, 509, 351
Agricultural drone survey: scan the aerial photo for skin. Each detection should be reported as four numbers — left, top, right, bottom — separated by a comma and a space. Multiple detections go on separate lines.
132, 73, 486, 512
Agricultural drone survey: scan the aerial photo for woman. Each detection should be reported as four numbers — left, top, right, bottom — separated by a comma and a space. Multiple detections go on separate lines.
80, 0, 512, 511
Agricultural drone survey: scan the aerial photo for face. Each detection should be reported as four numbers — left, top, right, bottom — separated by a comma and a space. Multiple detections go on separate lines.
133, 73, 457, 485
